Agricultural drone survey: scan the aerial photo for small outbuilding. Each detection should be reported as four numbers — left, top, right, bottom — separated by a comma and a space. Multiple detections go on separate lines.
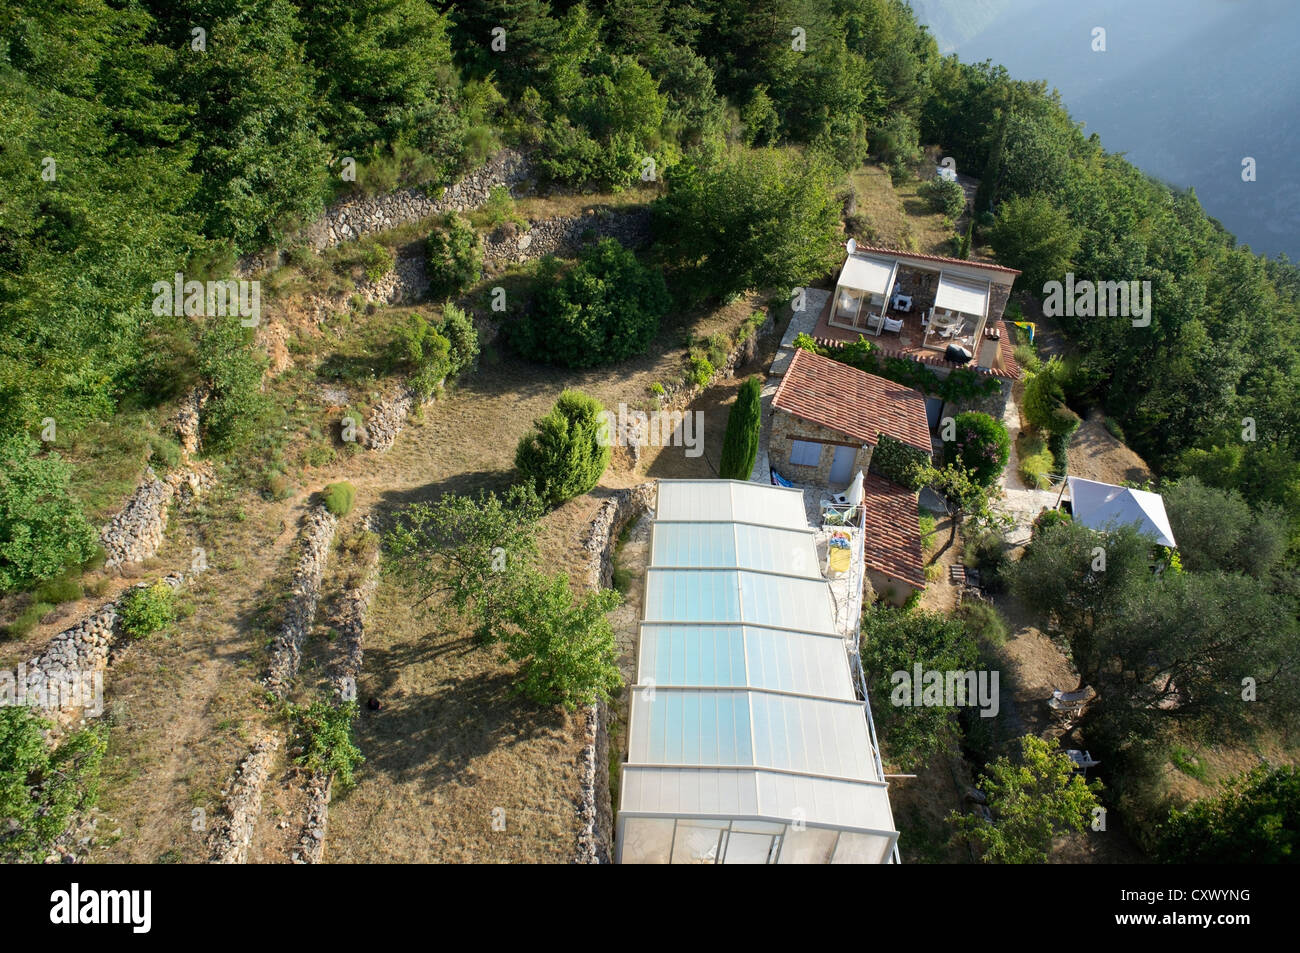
770, 349, 930, 489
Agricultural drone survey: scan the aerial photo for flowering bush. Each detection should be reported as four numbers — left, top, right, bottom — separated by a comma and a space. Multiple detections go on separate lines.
944, 412, 1010, 487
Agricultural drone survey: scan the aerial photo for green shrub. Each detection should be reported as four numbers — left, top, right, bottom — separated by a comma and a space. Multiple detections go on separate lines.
34, 576, 83, 605
719, 377, 762, 479
943, 412, 1010, 488
918, 176, 966, 218
149, 434, 184, 470
358, 240, 394, 283
0, 433, 99, 593
117, 581, 176, 638
6, 601, 55, 638
1017, 432, 1055, 489
919, 511, 938, 551
1154, 765, 1300, 864
958, 599, 1009, 646
0, 707, 106, 862
962, 529, 1010, 592
1013, 343, 1041, 374
502, 571, 623, 710
1033, 508, 1071, 535
197, 318, 271, 454
1023, 358, 1081, 437
426, 213, 482, 298
512, 240, 670, 368
439, 303, 480, 378
80, 546, 107, 573
872, 434, 933, 490
860, 606, 979, 770
322, 481, 356, 517
1104, 417, 1126, 442
390, 313, 452, 400
686, 354, 715, 388
1047, 430, 1070, 476
472, 184, 523, 229
288, 700, 364, 791
515, 390, 612, 505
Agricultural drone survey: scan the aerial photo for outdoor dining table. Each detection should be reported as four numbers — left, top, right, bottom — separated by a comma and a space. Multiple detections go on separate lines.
930, 312, 963, 337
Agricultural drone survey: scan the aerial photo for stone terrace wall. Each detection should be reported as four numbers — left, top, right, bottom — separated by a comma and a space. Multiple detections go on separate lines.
265, 505, 339, 698
482, 208, 651, 267
208, 735, 281, 864
575, 483, 655, 864
237, 150, 531, 275
23, 572, 187, 725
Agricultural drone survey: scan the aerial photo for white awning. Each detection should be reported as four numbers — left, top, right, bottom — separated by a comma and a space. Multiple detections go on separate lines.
934, 274, 990, 317
837, 255, 896, 297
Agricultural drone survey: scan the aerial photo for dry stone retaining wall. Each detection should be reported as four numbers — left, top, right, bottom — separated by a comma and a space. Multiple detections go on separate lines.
100, 384, 214, 569
575, 483, 654, 864
265, 505, 339, 698
22, 572, 187, 725
482, 208, 651, 267
293, 773, 332, 865
237, 150, 531, 276
208, 735, 280, 864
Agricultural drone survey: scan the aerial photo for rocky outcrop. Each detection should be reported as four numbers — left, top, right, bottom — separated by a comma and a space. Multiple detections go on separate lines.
208, 735, 281, 864
265, 505, 339, 699
482, 208, 651, 267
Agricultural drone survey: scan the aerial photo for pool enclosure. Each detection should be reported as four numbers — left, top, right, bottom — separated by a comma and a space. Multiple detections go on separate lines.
615, 480, 899, 864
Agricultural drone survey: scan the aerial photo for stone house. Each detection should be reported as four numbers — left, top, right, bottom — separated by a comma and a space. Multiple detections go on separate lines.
810, 245, 1024, 422
771, 348, 931, 489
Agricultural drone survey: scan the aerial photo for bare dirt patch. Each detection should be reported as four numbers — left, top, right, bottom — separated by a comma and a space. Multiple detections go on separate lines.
1068, 411, 1153, 486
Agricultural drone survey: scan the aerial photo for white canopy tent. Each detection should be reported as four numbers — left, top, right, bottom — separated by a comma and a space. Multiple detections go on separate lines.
617, 480, 899, 864
1067, 476, 1177, 547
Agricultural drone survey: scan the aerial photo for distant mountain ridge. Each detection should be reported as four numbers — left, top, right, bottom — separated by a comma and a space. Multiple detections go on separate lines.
912, 0, 1300, 260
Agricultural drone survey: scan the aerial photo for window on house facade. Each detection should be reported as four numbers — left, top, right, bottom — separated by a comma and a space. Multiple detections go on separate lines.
789, 439, 822, 467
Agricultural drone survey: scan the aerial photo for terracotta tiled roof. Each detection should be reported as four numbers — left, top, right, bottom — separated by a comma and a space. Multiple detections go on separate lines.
773, 349, 931, 452
812, 319, 1022, 382
852, 244, 1022, 277
861, 473, 926, 590
995, 321, 1021, 379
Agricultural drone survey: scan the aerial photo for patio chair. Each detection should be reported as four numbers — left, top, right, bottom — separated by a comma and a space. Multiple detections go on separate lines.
1066, 749, 1100, 770
1048, 688, 1091, 711
882, 316, 904, 334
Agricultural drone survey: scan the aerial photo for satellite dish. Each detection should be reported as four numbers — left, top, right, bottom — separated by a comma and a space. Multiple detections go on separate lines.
846, 238, 857, 255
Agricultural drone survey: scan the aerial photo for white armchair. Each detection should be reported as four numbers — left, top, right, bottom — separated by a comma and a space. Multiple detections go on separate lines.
882, 316, 904, 334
